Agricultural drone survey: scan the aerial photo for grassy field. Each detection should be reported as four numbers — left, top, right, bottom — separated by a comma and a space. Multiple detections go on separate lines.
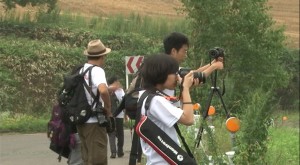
1, 0, 298, 48
57, 0, 299, 48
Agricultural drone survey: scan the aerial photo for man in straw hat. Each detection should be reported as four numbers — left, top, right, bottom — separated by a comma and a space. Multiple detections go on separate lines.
77, 39, 112, 165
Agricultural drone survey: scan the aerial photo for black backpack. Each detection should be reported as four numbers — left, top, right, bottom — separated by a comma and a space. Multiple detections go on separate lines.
114, 75, 143, 119
58, 65, 98, 125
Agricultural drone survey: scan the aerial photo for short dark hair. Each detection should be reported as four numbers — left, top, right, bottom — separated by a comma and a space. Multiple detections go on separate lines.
141, 54, 179, 89
163, 32, 189, 54
107, 75, 118, 85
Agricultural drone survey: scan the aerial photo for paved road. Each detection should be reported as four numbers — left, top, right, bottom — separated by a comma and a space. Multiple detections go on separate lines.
0, 129, 136, 165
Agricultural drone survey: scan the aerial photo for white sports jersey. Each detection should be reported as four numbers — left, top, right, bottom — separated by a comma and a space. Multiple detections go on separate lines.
139, 90, 183, 165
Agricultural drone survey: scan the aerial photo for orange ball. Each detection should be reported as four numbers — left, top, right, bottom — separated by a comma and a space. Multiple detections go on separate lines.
282, 116, 288, 121
226, 117, 240, 133
193, 103, 201, 110
208, 106, 215, 116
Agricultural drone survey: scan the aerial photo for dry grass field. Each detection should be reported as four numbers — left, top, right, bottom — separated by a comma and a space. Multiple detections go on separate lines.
58, 0, 299, 48
1, 0, 299, 48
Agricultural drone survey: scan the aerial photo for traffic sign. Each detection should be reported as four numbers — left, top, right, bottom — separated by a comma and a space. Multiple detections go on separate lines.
125, 56, 144, 74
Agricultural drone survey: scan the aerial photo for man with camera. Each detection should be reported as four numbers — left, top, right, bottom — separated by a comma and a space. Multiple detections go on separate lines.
77, 39, 112, 165
163, 32, 224, 93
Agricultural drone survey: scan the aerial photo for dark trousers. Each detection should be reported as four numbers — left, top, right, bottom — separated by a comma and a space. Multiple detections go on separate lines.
108, 118, 124, 154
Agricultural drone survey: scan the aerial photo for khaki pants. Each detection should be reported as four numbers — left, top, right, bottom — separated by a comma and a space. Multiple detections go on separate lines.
77, 123, 107, 165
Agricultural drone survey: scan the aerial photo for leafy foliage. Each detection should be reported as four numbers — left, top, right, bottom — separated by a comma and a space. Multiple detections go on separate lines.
1, 0, 57, 12
179, 0, 299, 164
180, 0, 293, 112
0, 20, 162, 114
234, 89, 272, 164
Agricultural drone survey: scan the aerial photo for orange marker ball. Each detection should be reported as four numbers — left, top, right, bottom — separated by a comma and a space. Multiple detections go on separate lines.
208, 106, 215, 116
226, 117, 240, 133
193, 103, 201, 110
282, 116, 288, 121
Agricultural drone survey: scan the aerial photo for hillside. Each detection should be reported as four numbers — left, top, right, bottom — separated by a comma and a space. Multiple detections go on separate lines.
57, 0, 299, 48
0, 0, 298, 48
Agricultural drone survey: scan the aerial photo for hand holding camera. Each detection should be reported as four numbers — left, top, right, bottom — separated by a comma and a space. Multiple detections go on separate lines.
211, 59, 224, 70
178, 68, 206, 85
181, 70, 194, 89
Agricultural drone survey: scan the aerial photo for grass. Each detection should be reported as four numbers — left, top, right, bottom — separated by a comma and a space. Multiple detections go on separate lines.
266, 127, 299, 165
0, 111, 48, 133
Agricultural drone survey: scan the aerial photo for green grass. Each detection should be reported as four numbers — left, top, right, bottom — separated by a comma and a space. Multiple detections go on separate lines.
0, 111, 48, 133
264, 110, 299, 165
266, 127, 299, 165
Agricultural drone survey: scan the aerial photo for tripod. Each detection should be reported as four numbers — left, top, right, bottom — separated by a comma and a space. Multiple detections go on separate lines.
194, 70, 230, 149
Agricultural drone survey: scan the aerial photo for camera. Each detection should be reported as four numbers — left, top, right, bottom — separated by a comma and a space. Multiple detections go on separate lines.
208, 47, 224, 59
178, 68, 206, 83
93, 103, 108, 126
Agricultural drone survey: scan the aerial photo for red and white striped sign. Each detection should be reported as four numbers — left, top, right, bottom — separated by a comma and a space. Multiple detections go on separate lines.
125, 56, 144, 74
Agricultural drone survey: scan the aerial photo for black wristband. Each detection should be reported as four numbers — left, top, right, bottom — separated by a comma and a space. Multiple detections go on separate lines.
182, 102, 193, 104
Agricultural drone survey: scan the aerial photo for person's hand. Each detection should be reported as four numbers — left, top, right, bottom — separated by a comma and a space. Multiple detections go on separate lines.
192, 76, 205, 87
124, 115, 129, 122
182, 71, 194, 89
212, 60, 224, 70
109, 82, 121, 93
104, 108, 113, 117
177, 74, 182, 85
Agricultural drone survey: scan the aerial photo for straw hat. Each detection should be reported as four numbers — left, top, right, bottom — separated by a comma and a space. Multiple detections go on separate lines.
83, 39, 111, 57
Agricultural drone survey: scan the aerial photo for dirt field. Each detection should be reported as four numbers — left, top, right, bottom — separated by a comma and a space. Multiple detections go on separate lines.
58, 0, 299, 48
1, 0, 299, 48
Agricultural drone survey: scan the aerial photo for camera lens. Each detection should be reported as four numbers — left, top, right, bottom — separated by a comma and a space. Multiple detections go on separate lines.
193, 72, 206, 84
209, 49, 220, 59
178, 68, 206, 84
209, 47, 224, 59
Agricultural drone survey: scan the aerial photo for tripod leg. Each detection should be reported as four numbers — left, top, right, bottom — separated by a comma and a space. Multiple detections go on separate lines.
215, 88, 237, 149
194, 87, 215, 149
215, 88, 230, 118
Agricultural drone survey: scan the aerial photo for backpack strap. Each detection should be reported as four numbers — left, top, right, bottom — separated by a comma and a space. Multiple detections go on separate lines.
135, 90, 154, 121
82, 65, 99, 106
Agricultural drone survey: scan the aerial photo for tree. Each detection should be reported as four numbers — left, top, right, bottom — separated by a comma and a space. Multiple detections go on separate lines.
1, 0, 57, 12
179, 0, 293, 163
180, 0, 290, 106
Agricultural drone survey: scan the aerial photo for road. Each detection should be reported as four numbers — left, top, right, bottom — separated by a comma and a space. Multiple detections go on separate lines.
0, 129, 136, 165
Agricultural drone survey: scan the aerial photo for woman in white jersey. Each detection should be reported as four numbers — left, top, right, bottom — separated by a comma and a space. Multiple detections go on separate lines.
138, 54, 194, 164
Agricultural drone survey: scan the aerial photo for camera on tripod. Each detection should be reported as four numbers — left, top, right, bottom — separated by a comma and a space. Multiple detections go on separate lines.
178, 68, 206, 84
208, 47, 225, 59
